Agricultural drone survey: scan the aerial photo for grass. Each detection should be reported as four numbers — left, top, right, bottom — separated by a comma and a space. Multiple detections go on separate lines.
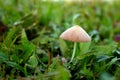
0, 0, 120, 80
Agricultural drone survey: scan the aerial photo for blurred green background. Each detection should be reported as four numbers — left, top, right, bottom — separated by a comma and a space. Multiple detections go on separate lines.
0, 0, 120, 80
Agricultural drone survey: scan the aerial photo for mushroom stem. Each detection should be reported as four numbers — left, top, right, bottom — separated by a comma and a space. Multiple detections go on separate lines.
70, 42, 77, 63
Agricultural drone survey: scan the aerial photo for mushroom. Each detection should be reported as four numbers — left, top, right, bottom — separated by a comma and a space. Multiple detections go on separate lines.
60, 25, 91, 62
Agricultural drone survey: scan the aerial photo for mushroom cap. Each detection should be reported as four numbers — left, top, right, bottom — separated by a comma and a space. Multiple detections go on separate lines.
60, 25, 91, 42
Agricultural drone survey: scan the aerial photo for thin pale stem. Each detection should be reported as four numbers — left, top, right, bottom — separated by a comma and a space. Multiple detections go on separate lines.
70, 42, 77, 63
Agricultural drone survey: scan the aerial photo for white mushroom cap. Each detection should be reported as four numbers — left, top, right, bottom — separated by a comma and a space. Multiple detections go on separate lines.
60, 25, 91, 42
